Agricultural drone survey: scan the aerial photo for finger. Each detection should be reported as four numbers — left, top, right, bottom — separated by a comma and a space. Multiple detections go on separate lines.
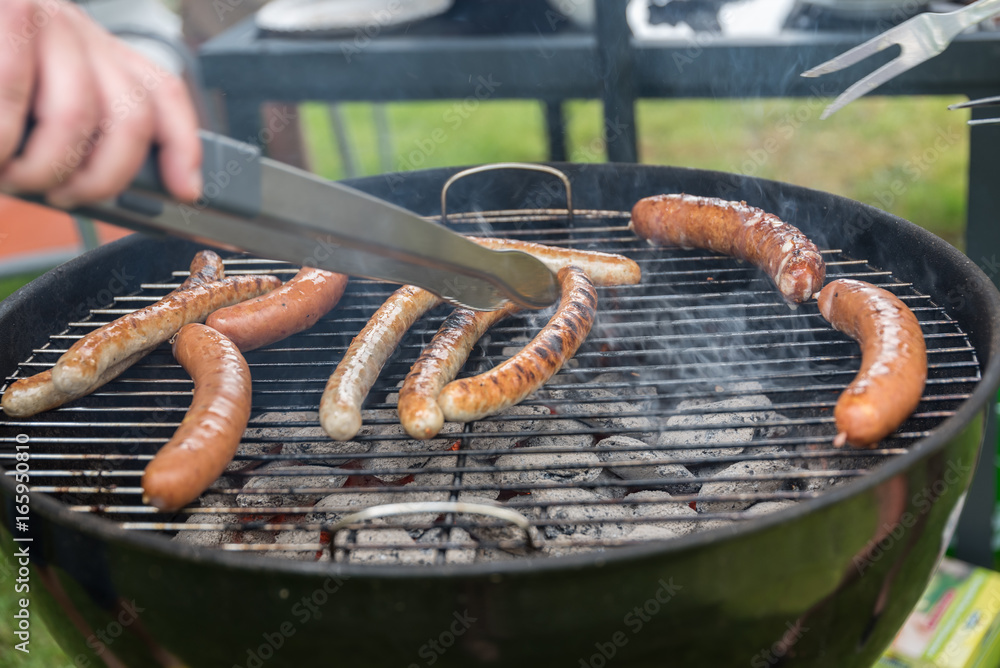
0, 7, 99, 194
46, 35, 155, 207
142, 58, 202, 203
0, 0, 40, 165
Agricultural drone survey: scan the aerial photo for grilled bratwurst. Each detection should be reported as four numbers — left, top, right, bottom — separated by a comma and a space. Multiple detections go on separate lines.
438, 266, 597, 423
50, 275, 281, 396
817, 279, 927, 448
320, 285, 441, 441
142, 323, 252, 511
469, 237, 642, 287
630, 193, 825, 304
398, 303, 520, 439
207, 267, 349, 351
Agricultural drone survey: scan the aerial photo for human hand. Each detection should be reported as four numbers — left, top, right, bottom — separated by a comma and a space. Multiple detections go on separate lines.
0, 0, 202, 208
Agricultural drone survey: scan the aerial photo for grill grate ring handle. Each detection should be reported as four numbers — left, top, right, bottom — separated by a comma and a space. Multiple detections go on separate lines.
325, 501, 541, 558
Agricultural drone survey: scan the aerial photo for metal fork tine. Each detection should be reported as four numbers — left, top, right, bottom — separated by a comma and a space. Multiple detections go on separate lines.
801, 29, 904, 78
949, 95, 1000, 110
816, 56, 919, 120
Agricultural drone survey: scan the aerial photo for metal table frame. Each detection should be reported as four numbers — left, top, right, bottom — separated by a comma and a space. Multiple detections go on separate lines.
199, 0, 1000, 567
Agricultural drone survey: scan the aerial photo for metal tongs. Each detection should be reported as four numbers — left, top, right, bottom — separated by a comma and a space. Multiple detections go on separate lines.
801, 0, 1000, 122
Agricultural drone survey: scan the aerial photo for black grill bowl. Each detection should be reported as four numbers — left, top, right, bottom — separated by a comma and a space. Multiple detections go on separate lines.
2, 163, 1000, 668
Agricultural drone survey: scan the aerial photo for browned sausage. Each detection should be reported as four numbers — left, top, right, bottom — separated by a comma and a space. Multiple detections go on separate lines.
2, 351, 147, 418
142, 323, 252, 511
438, 266, 597, 423
206, 268, 349, 351
175, 250, 225, 292
320, 286, 441, 441
469, 237, 641, 286
50, 275, 281, 396
817, 279, 927, 448
630, 193, 825, 304
398, 302, 520, 439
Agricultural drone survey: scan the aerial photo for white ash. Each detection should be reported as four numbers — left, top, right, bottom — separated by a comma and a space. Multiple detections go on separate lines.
590, 469, 629, 500
237, 463, 347, 509
333, 528, 437, 565
464, 404, 554, 452
475, 547, 520, 563
596, 435, 700, 495
499, 335, 533, 358
745, 500, 797, 516
416, 526, 476, 565
271, 529, 322, 561
521, 431, 595, 450
456, 465, 501, 503
239, 410, 369, 470
626, 490, 699, 537
696, 460, 791, 514
225, 441, 282, 473
542, 385, 658, 442
281, 440, 370, 467
172, 513, 238, 546
624, 523, 697, 544
358, 434, 455, 483
656, 387, 784, 466
516, 488, 632, 555
696, 519, 740, 535
497, 448, 603, 489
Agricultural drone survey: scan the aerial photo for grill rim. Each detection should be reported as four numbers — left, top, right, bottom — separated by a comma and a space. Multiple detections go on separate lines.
3, 163, 1000, 579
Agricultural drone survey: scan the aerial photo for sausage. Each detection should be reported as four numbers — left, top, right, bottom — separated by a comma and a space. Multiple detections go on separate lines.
320, 286, 441, 441
630, 193, 825, 303
175, 250, 225, 292
817, 279, 927, 448
438, 266, 597, 423
206, 268, 349, 351
2, 351, 147, 418
142, 323, 252, 511
398, 303, 519, 439
470, 237, 641, 286
50, 275, 281, 396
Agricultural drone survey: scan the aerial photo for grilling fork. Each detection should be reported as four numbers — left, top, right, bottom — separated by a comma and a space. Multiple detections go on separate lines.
801, 0, 1000, 120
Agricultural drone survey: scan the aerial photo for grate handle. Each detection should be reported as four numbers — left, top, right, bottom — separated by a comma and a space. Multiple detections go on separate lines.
440, 163, 573, 225
326, 501, 540, 556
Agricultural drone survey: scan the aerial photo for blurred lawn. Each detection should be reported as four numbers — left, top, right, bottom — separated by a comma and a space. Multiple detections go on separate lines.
0, 95, 972, 665
302, 95, 969, 248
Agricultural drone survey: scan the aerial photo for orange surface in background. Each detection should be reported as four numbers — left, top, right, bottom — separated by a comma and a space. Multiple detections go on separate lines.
0, 194, 131, 259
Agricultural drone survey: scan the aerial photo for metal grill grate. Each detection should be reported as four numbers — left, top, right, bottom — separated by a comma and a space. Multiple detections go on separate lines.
0, 208, 981, 564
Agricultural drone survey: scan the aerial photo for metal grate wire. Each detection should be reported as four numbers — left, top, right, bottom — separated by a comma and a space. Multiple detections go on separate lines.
0, 208, 981, 563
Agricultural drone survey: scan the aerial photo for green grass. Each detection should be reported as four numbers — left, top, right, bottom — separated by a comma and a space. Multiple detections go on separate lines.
301, 96, 969, 248
0, 95, 973, 665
